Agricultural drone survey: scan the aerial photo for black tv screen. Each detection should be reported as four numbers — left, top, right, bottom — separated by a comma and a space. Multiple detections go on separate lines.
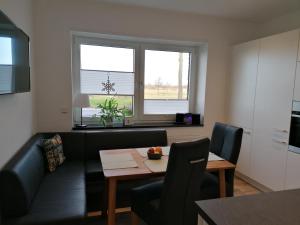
0, 10, 30, 95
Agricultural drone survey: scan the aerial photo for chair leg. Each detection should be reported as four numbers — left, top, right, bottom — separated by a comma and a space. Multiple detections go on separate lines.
131, 211, 140, 225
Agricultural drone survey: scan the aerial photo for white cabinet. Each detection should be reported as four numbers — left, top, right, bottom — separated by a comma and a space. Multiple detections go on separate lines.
251, 30, 299, 191
285, 151, 300, 190
230, 30, 300, 190
229, 40, 259, 176
298, 33, 300, 61
236, 130, 252, 175
294, 63, 300, 100
229, 40, 259, 129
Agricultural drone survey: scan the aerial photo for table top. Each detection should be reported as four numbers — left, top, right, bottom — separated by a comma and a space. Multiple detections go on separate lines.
196, 189, 300, 225
99, 148, 235, 179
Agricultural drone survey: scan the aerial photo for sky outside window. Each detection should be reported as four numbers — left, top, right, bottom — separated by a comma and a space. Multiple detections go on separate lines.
80, 44, 134, 72
144, 50, 190, 100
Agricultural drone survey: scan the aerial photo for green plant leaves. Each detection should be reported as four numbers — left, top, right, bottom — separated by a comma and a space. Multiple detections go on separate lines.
96, 97, 126, 126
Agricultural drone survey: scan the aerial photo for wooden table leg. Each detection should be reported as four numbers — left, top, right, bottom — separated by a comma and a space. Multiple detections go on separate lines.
219, 169, 226, 198
107, 178, 117, 225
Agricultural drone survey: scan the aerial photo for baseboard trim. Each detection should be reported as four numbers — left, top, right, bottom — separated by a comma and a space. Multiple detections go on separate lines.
236, 171, 272, 193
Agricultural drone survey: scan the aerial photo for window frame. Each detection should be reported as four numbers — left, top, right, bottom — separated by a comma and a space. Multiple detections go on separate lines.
139, 43, 197, 122
72, 35, 198, 125
73, 36, 140, 124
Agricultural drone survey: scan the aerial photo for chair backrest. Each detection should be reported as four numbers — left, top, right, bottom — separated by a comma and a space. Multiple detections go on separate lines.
210, 122, 243, 185
159, 138, 210, 225
210, 122, 243, 164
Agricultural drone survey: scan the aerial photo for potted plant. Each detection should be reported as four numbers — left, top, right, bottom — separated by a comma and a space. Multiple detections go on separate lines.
97, 97, 125, 127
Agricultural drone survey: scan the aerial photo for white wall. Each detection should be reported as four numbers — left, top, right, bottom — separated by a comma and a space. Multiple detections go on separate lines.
0, 0, 36, 168
257, 10, 300, 37
34, 0, 258, 142
0, 0, 297, 170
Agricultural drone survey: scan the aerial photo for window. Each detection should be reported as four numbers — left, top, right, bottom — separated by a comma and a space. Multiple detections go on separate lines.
79, 44, 135, 118
144, 49, 190, 115
73, 35, 199, 125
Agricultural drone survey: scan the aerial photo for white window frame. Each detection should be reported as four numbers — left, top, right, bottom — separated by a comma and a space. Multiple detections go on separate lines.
138, 43, 197, 122
72, 34, 199, 125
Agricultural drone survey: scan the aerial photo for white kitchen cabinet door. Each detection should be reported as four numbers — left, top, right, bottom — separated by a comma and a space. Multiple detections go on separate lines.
251, 30, 299, 191
229, 40, 259, 129
229, 41, 259, 177
294, 63, 300, 100
298, 31, 300, 61
236, 129, 252, 175
285, 151, 300, 190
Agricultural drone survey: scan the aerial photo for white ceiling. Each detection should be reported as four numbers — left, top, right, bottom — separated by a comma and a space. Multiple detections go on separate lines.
98, 0, 300, 23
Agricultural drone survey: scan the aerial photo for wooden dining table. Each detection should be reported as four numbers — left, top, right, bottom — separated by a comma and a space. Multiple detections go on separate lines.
99, 148, 236, 225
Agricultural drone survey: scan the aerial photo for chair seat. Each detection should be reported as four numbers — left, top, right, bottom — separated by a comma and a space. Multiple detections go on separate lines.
3, 161, 86, 225
117, 177, 164, 208
131, 180, 163, 225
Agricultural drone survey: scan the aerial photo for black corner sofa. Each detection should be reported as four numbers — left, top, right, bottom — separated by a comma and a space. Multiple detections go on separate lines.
0, 129, 168, 225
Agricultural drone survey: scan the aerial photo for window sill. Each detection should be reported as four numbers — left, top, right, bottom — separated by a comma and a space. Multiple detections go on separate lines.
72, 122, 203, 130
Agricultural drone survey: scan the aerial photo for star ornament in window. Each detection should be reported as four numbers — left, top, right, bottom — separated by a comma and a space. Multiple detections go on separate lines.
101, 74, 115, 95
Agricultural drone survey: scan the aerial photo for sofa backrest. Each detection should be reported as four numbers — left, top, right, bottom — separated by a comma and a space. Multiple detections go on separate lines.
85, 129, 168, 160
41, 132, 85, 161
0, 129, 167, 218
0, 134, 45, 218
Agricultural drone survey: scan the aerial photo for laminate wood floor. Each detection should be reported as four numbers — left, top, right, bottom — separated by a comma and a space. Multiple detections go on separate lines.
234, 176, 261, 196
88, 177, 261, 225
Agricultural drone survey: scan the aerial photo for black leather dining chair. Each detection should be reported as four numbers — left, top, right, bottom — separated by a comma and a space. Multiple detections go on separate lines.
200, 122, 243, 199
131, 138, 210, 225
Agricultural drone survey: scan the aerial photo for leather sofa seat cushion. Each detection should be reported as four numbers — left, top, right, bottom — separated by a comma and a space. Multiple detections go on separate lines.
86, 181, 105, 212
3, 161, 86, 225
85, 160, 104, 182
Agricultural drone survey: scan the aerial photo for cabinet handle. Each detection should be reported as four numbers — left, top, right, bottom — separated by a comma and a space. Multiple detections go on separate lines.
244, 130, 251, 135
272, 138, 288, 145
273, 128, 288, 133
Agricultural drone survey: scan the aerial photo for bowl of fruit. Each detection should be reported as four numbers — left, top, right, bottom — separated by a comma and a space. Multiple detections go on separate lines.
147, 147, 163, 160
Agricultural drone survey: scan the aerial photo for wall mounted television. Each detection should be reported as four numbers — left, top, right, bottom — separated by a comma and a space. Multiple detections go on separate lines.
0, 10, 30, 95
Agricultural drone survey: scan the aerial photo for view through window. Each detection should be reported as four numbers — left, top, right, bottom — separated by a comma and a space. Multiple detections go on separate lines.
80, 44, 135, 118
74, 37, 197, 125
144, 50, 190, 114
